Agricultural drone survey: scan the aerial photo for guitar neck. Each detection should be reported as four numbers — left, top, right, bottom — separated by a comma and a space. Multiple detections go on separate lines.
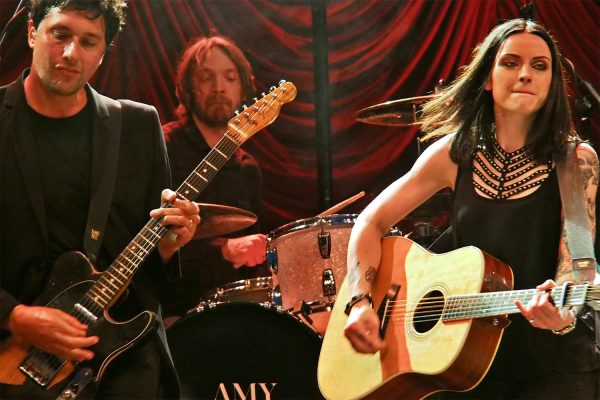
80, 130, 242, 313
76, 81, 297, 317
175, 130, 241, 200
443, 284, 595, 321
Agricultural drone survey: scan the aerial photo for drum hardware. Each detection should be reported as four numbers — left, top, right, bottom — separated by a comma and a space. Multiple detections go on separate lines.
322, 268, 336, 297
190, 301, 218, 313
196, 276, 280, 306
413, 221, 434, 238
318, 229, 331, 259
193, 203, 257, 239
295, 300, 333, 327
266, 246, 278, 273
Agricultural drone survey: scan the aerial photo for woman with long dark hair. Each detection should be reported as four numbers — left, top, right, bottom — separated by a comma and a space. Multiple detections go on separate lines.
343, 18, 599, 398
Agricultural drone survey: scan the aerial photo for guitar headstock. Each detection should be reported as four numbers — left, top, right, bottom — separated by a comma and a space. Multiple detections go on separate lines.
227, 80, 297, 144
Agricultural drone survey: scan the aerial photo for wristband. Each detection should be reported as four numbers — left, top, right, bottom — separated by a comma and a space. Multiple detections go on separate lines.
344, 293, 373, 315
552, 316, 577, 335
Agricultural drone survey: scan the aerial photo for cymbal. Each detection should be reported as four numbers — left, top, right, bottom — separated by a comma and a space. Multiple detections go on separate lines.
355, 95, 436, 127
194, 203, 257, 239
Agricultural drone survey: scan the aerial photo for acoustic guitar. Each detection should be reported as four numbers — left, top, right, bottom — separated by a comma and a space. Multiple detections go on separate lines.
0, 81, 297, 399
318, 235, 600, 400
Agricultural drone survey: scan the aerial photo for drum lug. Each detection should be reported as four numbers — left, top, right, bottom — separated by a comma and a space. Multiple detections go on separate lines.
322, 268, 336, 296
267, 247, 278, 273
270, 284, 282, 306
318, 232, 331, 259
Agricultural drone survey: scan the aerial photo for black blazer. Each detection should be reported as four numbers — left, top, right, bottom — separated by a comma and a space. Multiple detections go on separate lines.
0, 71, 180, 396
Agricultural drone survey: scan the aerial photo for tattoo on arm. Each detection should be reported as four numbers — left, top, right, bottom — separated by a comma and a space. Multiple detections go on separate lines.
578, 148, 598, 232
555, 232, 572, 283
365, 267, 376, 283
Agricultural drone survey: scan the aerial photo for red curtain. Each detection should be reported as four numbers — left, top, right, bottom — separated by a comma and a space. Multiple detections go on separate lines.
1, 0, 598, 232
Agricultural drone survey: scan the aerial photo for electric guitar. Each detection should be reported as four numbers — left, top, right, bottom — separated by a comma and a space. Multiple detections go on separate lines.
0, 81, 297, 399
318, 235, 600, 400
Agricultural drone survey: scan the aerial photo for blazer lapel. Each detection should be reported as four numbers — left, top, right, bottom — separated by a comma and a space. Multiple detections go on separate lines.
2, 75, 48, 246
88, 85, 112, 197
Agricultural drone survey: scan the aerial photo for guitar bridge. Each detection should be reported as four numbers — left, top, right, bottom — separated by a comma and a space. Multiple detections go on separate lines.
378, 282, 400, 339
20, 349, 67, 387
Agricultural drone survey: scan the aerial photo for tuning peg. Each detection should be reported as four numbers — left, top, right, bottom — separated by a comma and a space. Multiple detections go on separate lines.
234, 110, 240, 116
253, 97, 258, 102
242, 105, 248, 110
269, 86, 275, 91
278, 79, 286, 85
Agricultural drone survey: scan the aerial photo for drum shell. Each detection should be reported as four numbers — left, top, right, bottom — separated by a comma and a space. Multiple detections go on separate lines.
167, 302, 323, 400
266, 214, 356, 311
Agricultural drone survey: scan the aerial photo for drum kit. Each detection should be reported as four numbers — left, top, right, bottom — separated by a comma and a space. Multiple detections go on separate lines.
166, 95, 450, 399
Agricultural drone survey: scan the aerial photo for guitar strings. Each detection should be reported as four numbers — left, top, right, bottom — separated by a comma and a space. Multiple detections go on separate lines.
379, 286, 600, 324
31, 85, 289, 375
81, 85, 285, 315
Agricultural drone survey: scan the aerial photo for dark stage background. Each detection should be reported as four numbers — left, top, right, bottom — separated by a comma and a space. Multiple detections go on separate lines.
1, 0, 599, 234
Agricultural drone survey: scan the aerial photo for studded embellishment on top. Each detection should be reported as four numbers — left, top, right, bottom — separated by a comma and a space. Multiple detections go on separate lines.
472, 140, 553, 200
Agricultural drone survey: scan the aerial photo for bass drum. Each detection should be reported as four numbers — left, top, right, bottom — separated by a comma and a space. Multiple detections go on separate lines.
167, 302, 324, 400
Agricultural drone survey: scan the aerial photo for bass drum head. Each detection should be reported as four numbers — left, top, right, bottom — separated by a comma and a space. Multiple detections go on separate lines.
167, 302, 324, 399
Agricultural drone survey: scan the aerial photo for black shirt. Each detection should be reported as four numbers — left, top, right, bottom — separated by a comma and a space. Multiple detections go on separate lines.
157, 119, 268, 316
30, 102, 92, 264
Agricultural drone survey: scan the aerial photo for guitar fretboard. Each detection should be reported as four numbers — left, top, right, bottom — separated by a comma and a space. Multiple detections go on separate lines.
71, 81, 296, 320
177, 131, 242, 200
79, 130, 244, 316
443, 284, 592, 321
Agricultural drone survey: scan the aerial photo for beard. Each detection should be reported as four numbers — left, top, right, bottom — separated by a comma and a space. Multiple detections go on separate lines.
193, 96, 236, 128
38, 65, 85, 96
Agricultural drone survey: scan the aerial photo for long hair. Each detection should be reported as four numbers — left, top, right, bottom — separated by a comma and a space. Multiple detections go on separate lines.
420, 18, 573, 163
175, 36, 256, 121
29, 0, 126, 47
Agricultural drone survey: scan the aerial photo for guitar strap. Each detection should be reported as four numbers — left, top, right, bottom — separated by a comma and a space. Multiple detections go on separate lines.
555, 140, 597, 282
83, 99, 122, 263
555, 140, 599, 352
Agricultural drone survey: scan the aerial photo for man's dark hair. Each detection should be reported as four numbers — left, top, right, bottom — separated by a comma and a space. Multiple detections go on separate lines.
175, 35, 256, 121
29, 0, 127, 46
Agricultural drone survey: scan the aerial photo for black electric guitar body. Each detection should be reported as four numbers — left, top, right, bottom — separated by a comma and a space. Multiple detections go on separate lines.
0, 251, 156, 399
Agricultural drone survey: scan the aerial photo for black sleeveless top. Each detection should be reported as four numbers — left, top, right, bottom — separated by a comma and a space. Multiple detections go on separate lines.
451, 157, 598, 385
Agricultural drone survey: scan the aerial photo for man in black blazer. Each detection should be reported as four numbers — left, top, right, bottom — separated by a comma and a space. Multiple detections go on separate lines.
0, 1, 199, 398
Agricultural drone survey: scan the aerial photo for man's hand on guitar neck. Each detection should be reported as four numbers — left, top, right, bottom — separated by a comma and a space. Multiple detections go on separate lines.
8, 304, 99, 361
152, 189, 201, 263
344, 302, 384, 354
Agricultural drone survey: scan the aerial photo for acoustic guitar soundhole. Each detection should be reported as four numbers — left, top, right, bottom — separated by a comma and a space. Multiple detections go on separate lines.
413, 290, 444, 333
